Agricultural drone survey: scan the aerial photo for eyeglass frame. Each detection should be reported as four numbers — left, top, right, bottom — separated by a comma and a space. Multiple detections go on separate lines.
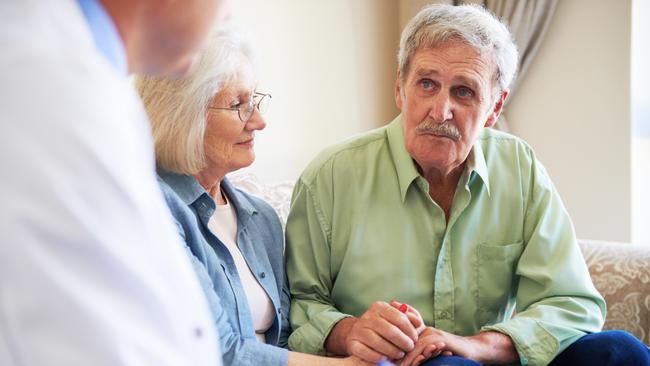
207, 92, 272, 123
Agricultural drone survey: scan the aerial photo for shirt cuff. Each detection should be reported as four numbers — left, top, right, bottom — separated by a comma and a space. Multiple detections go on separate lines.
288, 311, 352, 355
482, 317, 559, 366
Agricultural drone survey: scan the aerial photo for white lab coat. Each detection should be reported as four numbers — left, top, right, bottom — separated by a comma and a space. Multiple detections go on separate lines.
0, 1, 221, 365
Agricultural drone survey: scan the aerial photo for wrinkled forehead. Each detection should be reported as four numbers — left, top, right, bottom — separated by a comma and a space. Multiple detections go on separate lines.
406, 40, 498, 83
407, 40, 497, 74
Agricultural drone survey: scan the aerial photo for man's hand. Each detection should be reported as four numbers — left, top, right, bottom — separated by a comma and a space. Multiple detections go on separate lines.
389, 300, 426, 335
400, 327, 459, 366
400, 328, 519, 366
399, 341, 450, 366
325, 301, 420, 363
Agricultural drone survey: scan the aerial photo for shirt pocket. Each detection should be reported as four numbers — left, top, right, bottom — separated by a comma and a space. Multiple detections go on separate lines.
476, 241, 523, 325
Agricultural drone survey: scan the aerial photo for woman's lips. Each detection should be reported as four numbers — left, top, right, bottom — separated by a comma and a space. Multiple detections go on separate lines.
236, 138, 254, 147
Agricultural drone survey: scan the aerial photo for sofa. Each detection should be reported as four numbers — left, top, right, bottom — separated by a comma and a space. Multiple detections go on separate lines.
230, 173, 650, 345
579, 240, 650, 344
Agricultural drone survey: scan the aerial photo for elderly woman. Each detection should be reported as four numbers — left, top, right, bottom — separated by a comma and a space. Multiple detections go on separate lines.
136, 30, 372, 366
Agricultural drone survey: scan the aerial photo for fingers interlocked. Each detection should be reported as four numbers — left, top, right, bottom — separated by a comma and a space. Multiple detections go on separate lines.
345, 301, 419, 363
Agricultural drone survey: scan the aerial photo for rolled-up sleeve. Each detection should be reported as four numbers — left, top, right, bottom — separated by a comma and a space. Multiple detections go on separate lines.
285, 178, 351, 355
482, 159, 606, 366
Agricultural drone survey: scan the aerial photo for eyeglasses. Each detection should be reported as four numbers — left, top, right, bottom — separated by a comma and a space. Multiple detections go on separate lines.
208, 92, 272, 123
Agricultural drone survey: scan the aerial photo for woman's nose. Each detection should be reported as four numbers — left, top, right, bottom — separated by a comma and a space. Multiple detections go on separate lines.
246, 109, 267, 131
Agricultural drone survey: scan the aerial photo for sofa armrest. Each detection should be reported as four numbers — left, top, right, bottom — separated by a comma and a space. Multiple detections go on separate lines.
579, 239, 650, 345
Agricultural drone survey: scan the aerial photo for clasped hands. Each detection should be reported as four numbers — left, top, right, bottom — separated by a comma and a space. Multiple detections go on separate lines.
342, 301, 473, 366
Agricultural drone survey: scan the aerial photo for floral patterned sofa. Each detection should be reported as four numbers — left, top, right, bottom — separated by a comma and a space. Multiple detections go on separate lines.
231, 173, 650, 345
579, 240, 650, 344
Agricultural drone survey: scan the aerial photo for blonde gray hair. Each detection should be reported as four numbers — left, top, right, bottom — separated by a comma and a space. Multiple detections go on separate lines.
136, 28, 253, 175
398, 4, 518, 93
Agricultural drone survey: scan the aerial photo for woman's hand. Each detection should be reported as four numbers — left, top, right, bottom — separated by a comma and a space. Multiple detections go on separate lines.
399, 327, 459, 366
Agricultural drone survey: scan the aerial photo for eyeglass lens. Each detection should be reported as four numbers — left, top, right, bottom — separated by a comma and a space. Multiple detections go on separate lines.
257, 94, 270, 114
239, 94, 270, 122
239, 103, 254, 122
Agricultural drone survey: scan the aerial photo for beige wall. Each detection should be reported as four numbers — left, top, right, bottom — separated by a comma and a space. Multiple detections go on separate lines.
230, 0, 632, 242
632, 0, 650, 245
506, 0, 631, 242
230, 0, 399, 183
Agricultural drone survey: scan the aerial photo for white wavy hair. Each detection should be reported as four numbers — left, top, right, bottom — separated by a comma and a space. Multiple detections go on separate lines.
398, 4, 519, 94
136, 27, 254, 175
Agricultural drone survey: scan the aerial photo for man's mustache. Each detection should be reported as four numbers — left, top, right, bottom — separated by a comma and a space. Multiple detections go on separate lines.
415, 119, 461, 141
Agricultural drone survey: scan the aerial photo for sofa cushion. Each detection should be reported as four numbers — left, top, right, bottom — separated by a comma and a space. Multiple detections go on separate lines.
579, 239, 650, 345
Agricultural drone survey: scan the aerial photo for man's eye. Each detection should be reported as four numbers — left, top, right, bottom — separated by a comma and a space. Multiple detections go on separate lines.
455, 87, 474, 98
419, 79, 435, 90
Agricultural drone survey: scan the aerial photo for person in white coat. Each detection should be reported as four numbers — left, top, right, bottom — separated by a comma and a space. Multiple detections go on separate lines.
0, 0, 228, 365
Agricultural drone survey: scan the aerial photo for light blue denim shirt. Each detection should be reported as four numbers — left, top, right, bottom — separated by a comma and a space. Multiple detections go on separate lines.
158, 170, 290, 366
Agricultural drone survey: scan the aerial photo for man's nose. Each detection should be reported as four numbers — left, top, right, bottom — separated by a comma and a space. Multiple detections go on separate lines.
429, 92, 453, 123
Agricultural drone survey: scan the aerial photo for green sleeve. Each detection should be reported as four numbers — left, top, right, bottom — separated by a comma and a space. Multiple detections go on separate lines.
483, 157, 606, 366
285, 177, 351, 355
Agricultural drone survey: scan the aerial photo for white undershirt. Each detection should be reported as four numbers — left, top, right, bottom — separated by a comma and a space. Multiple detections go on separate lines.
207, 196, 275, 342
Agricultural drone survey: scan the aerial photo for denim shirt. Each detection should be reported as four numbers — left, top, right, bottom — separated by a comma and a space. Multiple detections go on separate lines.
158, 170, 290, 366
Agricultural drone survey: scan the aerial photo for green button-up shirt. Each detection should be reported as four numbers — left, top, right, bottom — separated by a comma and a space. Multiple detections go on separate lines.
285, 116, 606, 366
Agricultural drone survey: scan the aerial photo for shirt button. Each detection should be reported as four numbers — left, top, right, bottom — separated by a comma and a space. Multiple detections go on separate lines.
440, 311, 450, 319
194, 327, 203, 338
259, 272, 266, 278
277, 307, 282, 314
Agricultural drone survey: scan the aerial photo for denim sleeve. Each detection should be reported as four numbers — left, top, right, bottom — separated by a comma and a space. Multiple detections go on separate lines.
187, 248, 289, 366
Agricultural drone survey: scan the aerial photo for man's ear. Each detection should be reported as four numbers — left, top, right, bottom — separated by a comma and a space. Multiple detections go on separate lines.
485, 88, 509, 128
395, 72, 404, 110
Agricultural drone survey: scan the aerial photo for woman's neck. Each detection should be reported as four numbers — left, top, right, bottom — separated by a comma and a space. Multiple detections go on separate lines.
194, 169, 226, 205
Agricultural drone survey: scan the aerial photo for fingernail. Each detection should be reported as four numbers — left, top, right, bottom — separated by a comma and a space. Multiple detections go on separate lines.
398, 303, 408, 313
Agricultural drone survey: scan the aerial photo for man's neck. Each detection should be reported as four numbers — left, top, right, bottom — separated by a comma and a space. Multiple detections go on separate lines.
420, 162, 465, 222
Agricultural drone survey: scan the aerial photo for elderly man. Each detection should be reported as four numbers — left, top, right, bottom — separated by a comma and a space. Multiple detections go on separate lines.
286, 4, 649, 366
1, 0, 228, 365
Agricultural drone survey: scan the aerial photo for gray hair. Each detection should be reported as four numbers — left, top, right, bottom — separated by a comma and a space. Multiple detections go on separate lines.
136, 28, 254, 175
398, 4, 518, 93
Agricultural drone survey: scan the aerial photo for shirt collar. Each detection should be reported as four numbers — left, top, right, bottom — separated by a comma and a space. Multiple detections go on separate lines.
157, 169, 257, 224
386, 115, 422, 202
221, 178, 257, 219
76, 0, 128, 75
387, 115, 491, 200
158, 170, 205, 205
466, 137, 491, 195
